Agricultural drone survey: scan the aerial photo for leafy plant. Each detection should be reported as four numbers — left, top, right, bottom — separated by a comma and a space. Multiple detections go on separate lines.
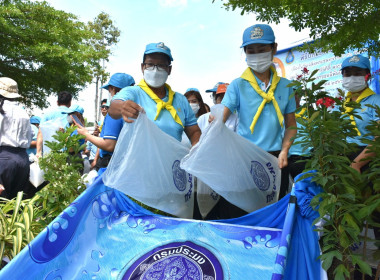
289, 68, 379, 279
0, 193, 45, 268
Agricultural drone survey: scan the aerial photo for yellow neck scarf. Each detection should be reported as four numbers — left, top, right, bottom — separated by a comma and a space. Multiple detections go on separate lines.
241, 66, 282, 134
295, 107, 307, 119
138, 79, 183, 127
344, 87, 374, 136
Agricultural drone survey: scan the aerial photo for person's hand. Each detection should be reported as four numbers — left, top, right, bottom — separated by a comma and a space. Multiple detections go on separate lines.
278, 150, 288, 169
36, 152, 42, 158
121, 100, 142, 123
350, 162, 361, 173
208, 114, 215, 123
90, 160, 97, 169
71, 116, 89, 137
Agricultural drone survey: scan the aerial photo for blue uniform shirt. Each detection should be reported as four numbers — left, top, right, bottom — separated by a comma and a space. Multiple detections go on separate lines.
113, 85, 197, 141
26, 124, 39, 156
41, 106, 71, 124
99, 114, 124, 157
346, 93, 380, 146
222, 70, 296, 151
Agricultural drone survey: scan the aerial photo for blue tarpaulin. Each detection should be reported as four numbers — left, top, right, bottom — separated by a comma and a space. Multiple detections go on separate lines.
0, 170, 323, 280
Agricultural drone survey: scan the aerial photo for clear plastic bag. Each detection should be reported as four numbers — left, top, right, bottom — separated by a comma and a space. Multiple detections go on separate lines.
196, 178, 220, 218
103, 112, 194, 218
181, 116, 281, 213
39, 116, 67, 155
29, 161, 45, 188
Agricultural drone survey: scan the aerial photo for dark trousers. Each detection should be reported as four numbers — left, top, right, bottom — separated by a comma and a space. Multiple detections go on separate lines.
95, 154, 112, 171
0, 146, 30, 199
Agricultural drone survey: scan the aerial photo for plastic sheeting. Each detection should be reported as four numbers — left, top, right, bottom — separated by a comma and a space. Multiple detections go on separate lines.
103, 112, 194, 219
0, 171, 323, 280
39, 115, 68, 155
181, 116, 281, 213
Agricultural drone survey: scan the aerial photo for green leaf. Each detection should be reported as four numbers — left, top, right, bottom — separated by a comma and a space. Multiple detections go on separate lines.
333, 264, 350, 280
351, 255, 372, 276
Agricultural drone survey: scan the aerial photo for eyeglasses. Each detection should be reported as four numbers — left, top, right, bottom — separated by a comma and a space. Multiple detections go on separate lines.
101, 105, 109, 109
143, 63, 170, 71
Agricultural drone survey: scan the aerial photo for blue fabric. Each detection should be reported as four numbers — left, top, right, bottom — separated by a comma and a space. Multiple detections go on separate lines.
40, 106, 71, 124
101, 73, 135, 90
99, 114, 124, 157
289, 113, 312, 156
0, 171, 322, 280
205, 82, 224, 93
86, 141, 98, 161
346, 92, 380, 146
144, 42, 173, 61
113, 85, 197, 141
341, 54, 370, 71
222, 70, 296, 151
67, 104, 84, 114
26, 124, 39, 156
30, 116, 41, 124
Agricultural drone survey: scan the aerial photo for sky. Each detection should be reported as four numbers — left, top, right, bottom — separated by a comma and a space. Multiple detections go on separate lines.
32, 0, 309, 122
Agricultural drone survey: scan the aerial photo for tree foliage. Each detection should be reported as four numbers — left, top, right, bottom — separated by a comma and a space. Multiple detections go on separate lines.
220, 0, 380, 57
0, 0, 118, 108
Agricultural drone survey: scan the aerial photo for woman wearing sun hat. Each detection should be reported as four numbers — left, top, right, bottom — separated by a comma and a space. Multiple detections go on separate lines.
0, 77, 32, 198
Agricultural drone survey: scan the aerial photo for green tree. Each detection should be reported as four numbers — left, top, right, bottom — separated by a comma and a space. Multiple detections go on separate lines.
0, 0, 111, 108
219, 0, 380, 57
87, 12, 120, 124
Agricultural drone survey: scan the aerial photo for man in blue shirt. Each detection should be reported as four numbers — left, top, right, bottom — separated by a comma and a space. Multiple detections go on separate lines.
221, 24, 297, 199
74, 73, 135, 170
108, 42, 201, 145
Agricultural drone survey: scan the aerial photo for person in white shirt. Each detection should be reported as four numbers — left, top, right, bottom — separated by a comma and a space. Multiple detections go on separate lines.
0, 77, 32, 198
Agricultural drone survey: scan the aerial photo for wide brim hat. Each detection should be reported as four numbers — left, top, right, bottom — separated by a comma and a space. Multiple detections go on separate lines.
101, 73, 135, 90
241, 24, 275, 48
0, 77, 21, 98
341, 55, 371, 71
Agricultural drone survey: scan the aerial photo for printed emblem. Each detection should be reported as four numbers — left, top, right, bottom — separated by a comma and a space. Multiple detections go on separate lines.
122, 241, 223, 280
349, 56, 360, 63
251, 27, 264, 40
157, 42, 167, 50
172, 160, 187, 191
250, 161, 270, 191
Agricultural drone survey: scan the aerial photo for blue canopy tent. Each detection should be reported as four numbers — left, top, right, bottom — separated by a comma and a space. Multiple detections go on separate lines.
0, 170, 323, 279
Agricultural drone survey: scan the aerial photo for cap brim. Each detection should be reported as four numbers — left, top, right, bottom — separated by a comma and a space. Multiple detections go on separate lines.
205, 89, 216, 93
240, 39, 274, 48
144, 50, 173, 61
0, 90, 21, 99
100, 83, 109, 90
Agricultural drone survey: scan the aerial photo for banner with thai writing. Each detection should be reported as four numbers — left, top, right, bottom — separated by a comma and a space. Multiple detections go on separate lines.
274, 46, 379, 95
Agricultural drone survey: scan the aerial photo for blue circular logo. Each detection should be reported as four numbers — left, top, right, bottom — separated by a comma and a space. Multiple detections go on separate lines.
172, 160, 187, 192
122, 241, 223, 280
250, 161, 270, 191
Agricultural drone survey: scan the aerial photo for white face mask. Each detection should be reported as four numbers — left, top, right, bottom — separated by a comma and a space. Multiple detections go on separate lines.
246, 51, 273, 73
143, 68, 168, 88
190, 103, 200, 115
342, 76, 367, 93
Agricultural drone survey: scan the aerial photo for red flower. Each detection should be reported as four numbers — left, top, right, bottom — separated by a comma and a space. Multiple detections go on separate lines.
365, 73, 371, 82
316, 97, 335, 108
302, 67, 309, 74
296, 74, 303, 80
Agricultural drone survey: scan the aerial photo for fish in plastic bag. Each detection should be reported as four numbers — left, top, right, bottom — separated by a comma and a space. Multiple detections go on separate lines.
180, 114, 281, 213
103, 112, 194, 219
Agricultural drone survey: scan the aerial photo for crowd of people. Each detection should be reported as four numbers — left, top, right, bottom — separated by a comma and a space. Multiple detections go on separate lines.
0, 24, 379, 223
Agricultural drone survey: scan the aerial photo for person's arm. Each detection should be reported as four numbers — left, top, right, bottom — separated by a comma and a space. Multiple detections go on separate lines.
91, 148, 100, 169
36, 128, 43, 158
109, 100, 142, 123
278, 112, 297, 168
184, 125, 201, 146
222, 106, 232, 123
72, 118, 117, 152
29, 140, 37, 149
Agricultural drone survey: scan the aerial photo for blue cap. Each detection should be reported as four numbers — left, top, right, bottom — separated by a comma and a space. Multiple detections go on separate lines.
68, 104, 84, 114
205, 82, 224, 93
341, 55, 371, 71
101, 73, 135, 90
30, 116, 41, 124
241, 24, 275, 48
144, 42, 173, 61
186, 88, 200, 93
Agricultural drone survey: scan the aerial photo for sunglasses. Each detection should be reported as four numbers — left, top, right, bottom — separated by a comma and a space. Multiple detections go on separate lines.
101, 105, 109, 109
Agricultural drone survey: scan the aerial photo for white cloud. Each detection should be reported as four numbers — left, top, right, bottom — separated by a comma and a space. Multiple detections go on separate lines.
158, 0, 187, 7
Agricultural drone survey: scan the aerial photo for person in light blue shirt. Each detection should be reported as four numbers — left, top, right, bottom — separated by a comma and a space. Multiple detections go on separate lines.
36, 91, 72, 157
340, 54, 380, 173
27, 116, 41, 158
108, 42, 200, 145
221, 24, 296, 199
